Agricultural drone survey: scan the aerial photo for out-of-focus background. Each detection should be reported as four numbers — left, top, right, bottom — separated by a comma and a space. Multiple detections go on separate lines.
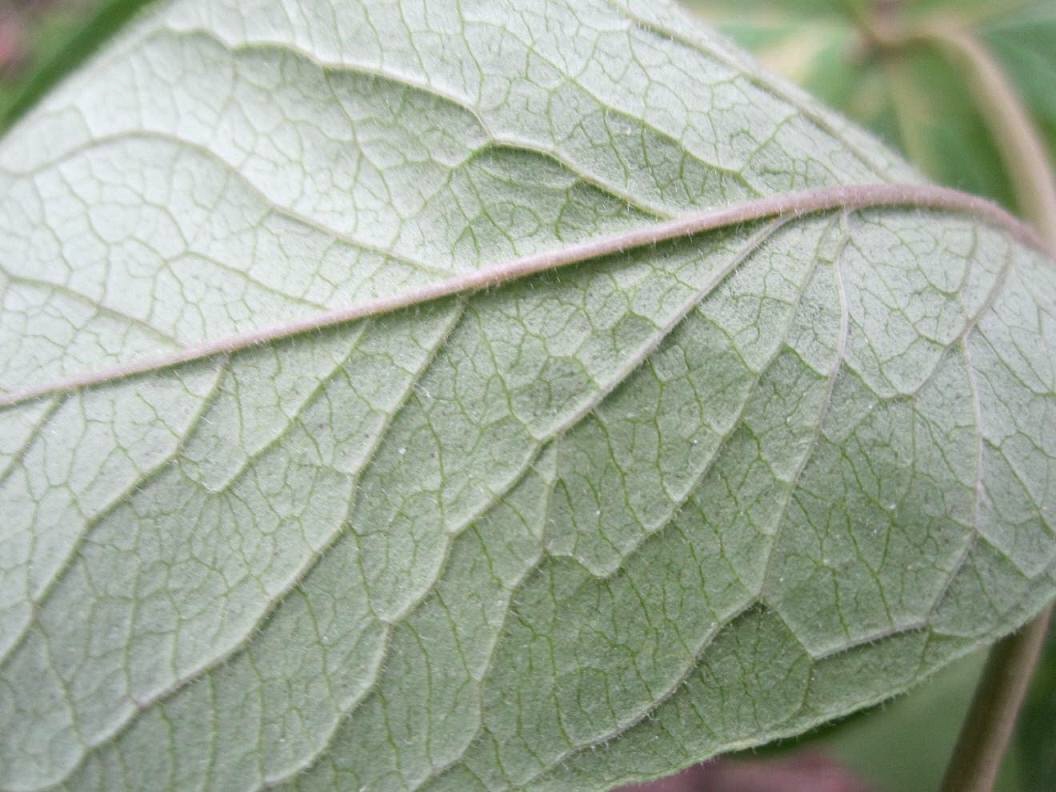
0, 0, 98, 114
0, 0, 150, 128
683, 0, 1056, 215
1, 1, 1052, 791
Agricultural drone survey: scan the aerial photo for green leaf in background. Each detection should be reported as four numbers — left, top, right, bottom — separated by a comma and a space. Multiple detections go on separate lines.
0, 0, 157, 133
815, 649, 1023, 792
1, 2, 1055, 791
984, 3, 1056, 154
1016, 630, 1056, 791
686, 0, 1056, 214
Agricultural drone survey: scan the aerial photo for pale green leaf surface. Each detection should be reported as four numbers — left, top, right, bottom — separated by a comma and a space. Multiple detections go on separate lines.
0, 2, 1055, 791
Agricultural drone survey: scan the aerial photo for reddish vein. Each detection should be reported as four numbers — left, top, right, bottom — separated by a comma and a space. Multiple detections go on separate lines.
0, 182, 1047, 409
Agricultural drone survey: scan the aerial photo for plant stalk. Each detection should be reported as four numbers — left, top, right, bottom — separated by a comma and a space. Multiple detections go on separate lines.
940, 604, 1053, 792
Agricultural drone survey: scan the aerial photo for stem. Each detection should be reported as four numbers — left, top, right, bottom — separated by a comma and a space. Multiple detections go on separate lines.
940, 604, 1054, 792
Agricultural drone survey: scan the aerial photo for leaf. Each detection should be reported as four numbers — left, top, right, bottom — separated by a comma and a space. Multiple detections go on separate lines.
616, 751, 872, 792
687, 0, 1056, 213
813, 649, 1024, 792
0, 1, 1054, 791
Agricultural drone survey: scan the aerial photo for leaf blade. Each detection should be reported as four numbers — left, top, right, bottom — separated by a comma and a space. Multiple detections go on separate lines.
1, 2, 1055, 791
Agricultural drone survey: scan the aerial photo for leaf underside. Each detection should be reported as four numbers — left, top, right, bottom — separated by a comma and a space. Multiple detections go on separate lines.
0, 1, 1054, 791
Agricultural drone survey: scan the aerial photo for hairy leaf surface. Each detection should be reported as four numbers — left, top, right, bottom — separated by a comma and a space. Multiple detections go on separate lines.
1, 1, 1055, 791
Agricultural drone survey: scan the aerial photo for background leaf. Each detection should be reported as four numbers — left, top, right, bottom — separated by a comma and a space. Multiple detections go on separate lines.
983, 3, 1056, 156
815, 649, 1023, 792
1016, 629, 1056, 791
686, 0, 1056, 213
0, 0, 157, 133
1, 1, 1055, 791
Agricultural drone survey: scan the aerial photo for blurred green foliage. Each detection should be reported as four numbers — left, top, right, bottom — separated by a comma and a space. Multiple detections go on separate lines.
819, 651, 1022, 792
1017, 631, 1056, 791
0, 0, 155, 132
686, 0, 1056, 214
